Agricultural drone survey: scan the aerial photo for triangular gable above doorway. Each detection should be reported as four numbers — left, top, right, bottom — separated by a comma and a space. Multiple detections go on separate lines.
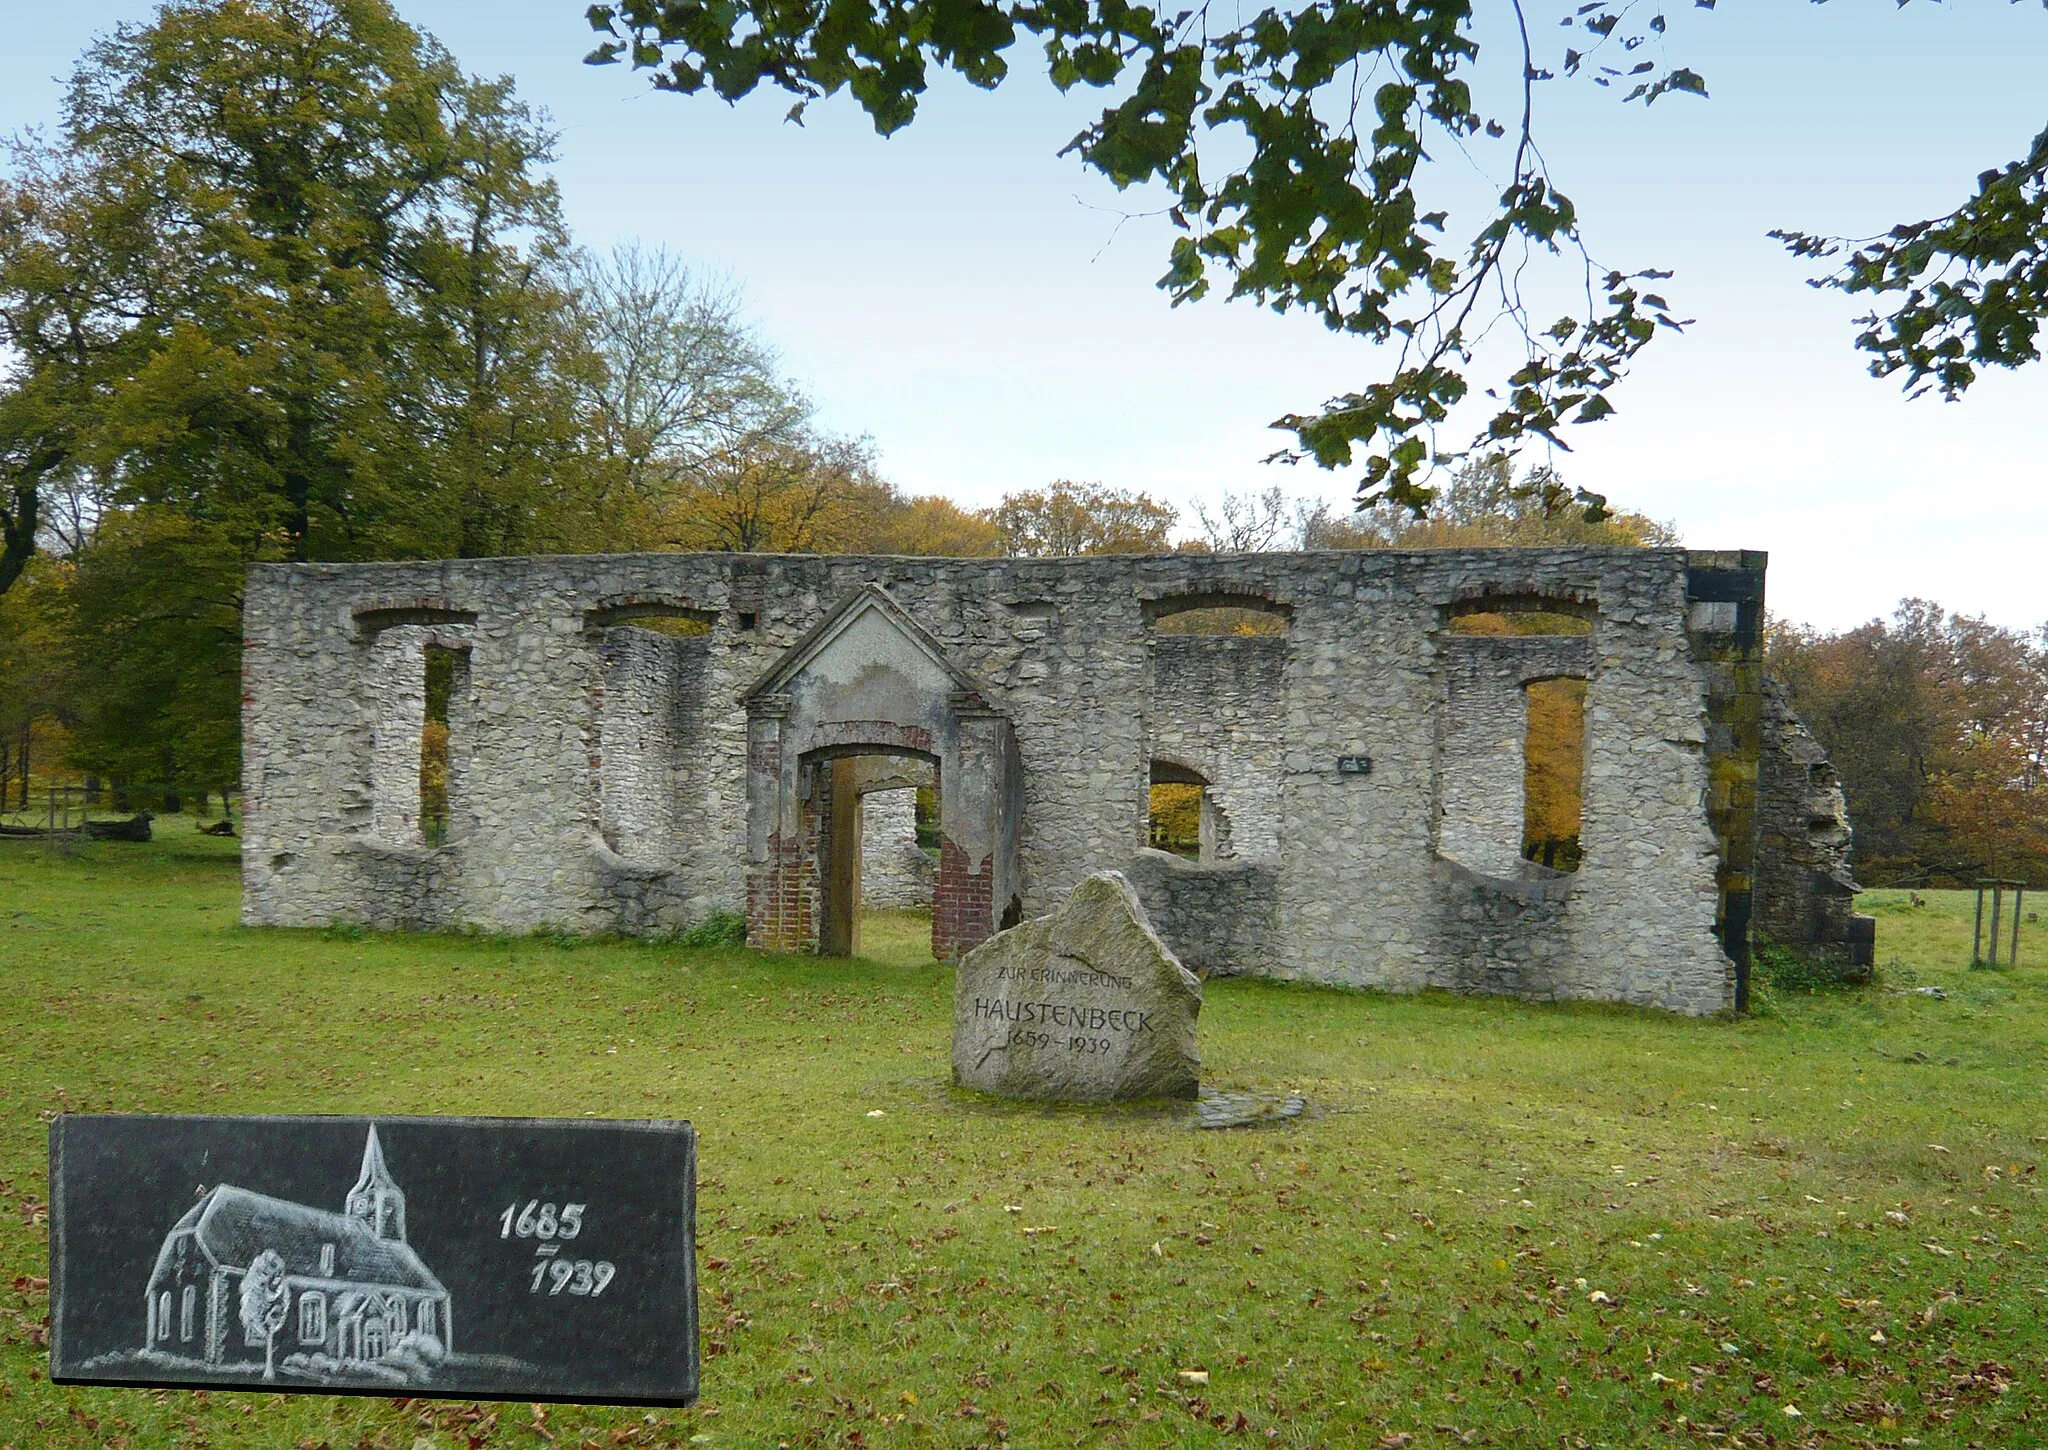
743, 584, 992, 705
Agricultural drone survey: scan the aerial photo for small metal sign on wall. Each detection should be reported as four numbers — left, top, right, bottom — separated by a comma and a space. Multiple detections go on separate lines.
48, 1114, 699, 1406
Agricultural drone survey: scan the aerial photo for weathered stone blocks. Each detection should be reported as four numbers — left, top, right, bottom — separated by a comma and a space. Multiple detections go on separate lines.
239, 545, 1828, 1015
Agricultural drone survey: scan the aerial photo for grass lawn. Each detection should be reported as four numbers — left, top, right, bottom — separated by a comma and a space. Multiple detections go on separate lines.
3, 834, 2047, 1449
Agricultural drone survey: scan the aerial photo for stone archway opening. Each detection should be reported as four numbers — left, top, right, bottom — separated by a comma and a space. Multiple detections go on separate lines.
805, 747, 940, 960
743, 586, 1022, 962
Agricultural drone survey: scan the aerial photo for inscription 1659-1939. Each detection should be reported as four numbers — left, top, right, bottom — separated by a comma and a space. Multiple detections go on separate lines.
49, 1114, 698, 1407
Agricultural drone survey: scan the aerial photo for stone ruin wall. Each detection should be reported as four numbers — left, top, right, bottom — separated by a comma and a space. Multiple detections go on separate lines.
1754, 679, 1872, 971
859, 788, 936, 911
243, 547, 1805, 1015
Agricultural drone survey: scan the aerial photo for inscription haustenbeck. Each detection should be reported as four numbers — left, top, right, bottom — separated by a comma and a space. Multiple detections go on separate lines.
969, 998, 1157, 1034
49, 1114, 698, 1407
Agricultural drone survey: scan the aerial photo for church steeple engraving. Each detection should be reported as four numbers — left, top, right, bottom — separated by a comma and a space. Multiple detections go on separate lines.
343, 1125, 407, 1242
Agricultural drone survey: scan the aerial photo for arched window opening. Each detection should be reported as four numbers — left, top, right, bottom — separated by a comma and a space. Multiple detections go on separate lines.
1522, 677, 1586, 872
1446, 594, 1594, 637
369, 624, 472, 848
1146, 592, 1291, 637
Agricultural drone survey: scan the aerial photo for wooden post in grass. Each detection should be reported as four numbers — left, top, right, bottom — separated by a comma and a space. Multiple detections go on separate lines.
1973, 879, 2026, 968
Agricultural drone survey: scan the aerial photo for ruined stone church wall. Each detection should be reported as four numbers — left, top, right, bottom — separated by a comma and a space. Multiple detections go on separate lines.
1754, 679, 1869, 970
243, 547, 1756, 1014
859, 788, 935, 910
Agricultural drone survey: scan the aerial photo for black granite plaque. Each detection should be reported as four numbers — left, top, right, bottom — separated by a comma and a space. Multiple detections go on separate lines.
49, 1114, 697, 1406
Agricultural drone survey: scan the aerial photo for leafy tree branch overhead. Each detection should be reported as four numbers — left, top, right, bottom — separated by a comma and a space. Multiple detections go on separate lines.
586, 0, 2047, 512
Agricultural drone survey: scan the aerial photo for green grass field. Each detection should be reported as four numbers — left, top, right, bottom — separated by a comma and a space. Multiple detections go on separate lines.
3, 833, 2046, 1448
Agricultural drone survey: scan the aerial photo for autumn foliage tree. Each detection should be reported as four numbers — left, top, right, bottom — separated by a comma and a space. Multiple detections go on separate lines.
1770, 602, 2048, 885
986, 480, 1177, 557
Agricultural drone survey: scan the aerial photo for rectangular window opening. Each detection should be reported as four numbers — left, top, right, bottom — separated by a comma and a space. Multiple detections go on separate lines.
1522, 677, 1587, 872
419, 645, 460, 847
300, 1292, 327, 1344
1148, 782, 1205, 860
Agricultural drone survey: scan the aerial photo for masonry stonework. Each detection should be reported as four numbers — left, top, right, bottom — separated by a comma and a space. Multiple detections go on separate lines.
859, 788, 937, 911
242, 546, 1851, 1015
1754, 679, 1872, 974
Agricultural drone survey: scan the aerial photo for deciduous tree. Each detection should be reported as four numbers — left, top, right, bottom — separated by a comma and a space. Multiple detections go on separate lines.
987, 479, 1176, 557
587, 1, 2044, 506
0, 0, 615, 592
0, 0, 633, 793
574, 242, 805, 503
658, 433, 887, 553
237, 1247, 289, 1380
1769, 602, 2048, 885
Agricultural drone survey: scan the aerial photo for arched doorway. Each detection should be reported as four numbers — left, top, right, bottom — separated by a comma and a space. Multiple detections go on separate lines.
743, 587, 1021, 960
807, 747, 938, 958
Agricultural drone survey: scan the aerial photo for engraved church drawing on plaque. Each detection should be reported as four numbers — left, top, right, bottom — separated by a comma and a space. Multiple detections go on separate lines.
140, 1126, 455, 1387
52, 1113, 701, 1406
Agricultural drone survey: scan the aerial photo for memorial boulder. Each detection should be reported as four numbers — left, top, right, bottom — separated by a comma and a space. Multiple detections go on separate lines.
953, 872, 1201, 1102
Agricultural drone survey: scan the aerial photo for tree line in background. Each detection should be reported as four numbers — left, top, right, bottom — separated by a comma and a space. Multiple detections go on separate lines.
1770, 605, 2048, 889
0, 3, 1684, 812
3, 2, 2042, 893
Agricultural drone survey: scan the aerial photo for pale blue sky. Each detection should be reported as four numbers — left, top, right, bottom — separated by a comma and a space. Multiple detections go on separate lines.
3, 0, 2044, 630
